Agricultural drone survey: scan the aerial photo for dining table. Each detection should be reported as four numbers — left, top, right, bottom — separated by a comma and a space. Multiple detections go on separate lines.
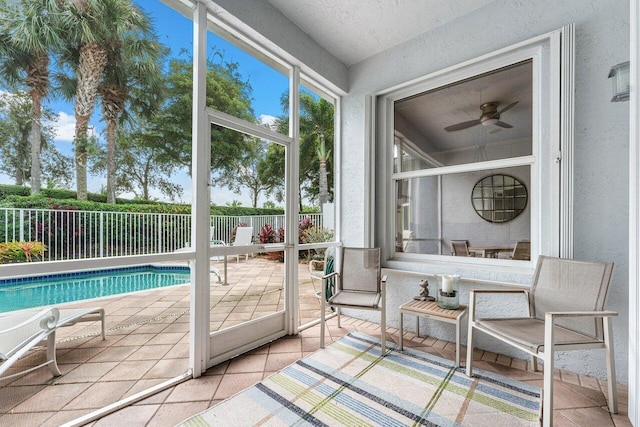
468, 245, 513, 258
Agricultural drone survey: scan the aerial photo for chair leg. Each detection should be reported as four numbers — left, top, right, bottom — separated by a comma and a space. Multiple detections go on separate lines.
380, 310, 386, 357
320, 292, 326, 348
465, 324, 474, 377
46, 331, 62, 377
466, 292, 476, 377
603, 317, 618, 413
399, 312, 404, 351
337, 308, 341, 328
99, 309, 106, 340
543, 316, 555, 427
531, 355, 539, 372
455, 317, 461, 368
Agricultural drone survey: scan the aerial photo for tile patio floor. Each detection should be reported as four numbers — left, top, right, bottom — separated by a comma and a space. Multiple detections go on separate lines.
0, 257, 632, 426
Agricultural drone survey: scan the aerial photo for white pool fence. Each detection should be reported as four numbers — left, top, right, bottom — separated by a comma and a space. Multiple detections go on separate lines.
0, 208, 326, 261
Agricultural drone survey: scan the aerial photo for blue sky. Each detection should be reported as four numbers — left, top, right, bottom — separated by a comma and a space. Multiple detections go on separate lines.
2, 0, 290, 206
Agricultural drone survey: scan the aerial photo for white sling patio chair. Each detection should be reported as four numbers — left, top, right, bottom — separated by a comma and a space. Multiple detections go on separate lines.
465, 256, 617, 427
233, 226, 254, 263
320, 247, 387, 355
176, 245, 223, 284
0, 306, 105, 382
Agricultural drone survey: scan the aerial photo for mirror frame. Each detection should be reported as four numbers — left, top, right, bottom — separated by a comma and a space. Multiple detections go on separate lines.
471, 174, 528, 223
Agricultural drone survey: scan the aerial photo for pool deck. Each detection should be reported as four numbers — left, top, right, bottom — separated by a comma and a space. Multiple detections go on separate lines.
0, 257, 631, 426
0, 256, 328, 425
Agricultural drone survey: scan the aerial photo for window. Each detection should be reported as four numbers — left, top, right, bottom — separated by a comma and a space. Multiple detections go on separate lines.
392, 61, 533, 260
376, 27, 574, 265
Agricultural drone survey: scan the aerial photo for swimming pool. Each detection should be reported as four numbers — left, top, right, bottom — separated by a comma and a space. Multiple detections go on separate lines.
0, 265, 190, 313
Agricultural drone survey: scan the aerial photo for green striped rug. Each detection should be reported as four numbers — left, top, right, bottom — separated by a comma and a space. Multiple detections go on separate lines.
180, 332, 541, 426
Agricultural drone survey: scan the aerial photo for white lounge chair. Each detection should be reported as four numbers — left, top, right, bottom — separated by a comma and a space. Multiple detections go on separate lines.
233, 227, 254, 263
0, 306, 105, 382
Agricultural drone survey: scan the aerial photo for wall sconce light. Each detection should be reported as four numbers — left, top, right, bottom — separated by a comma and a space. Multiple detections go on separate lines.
608, 61, 630, 102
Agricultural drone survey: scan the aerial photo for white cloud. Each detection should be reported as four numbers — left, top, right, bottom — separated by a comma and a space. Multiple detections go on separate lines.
50, 111, 76, 142
259, 114, 278, 130
48, 111, 99, 143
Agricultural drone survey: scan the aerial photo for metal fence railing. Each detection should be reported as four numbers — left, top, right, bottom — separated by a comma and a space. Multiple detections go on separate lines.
0, 208, 325, 262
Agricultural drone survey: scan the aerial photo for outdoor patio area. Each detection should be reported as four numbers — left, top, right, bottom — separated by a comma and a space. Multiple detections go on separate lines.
0, 257, 632, 426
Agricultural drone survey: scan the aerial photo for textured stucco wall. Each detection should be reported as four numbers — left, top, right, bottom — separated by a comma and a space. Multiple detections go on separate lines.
341, 0, 630, 382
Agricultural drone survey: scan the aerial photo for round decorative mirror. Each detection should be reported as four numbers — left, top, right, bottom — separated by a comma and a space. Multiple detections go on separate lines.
471, 174, 527, 223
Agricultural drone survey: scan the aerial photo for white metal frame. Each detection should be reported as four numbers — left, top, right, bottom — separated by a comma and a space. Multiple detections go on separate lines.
374, 27, 575, 267
206, 105, 295, 365
629, 0, 640, 424
190, 0, 211, 378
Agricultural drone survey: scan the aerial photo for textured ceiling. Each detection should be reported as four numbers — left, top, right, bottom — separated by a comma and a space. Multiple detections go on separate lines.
266, 0, 495, 66
265, 0, 529, 151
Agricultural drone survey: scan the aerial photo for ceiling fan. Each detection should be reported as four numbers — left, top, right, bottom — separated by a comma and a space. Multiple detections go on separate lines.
444, 101, 518, 132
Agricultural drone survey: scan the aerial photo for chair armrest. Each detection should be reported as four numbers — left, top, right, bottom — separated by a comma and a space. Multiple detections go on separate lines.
469, 289, 529, 294
0, 308, 59, 335
545, 310, 618, 318
322, 271, 339, 280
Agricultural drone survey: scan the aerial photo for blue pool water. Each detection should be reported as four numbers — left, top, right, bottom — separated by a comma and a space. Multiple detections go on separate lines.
0, 265, 190, 313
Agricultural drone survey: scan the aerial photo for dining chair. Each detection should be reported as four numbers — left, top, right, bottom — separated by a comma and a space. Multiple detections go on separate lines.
511, 240, 531, 260
320, 247, 387, 355
465, 255, 617, 427
450, 240, 472, 256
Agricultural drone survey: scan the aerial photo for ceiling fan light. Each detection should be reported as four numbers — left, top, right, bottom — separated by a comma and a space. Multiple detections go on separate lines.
482, 118, 498, 126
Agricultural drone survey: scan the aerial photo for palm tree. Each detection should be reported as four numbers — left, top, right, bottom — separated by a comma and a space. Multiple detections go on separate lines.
299, 93, 334, 208
277, 92, 335, 210
0, 0, 64, 194
316, 137, 331, 208
57, 0, 151, 200
98, 26, 165, 203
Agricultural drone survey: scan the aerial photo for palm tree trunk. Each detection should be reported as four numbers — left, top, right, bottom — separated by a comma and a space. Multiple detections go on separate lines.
106, 118, 116, 203
317, 134, 330, 210
25, 53, 49, 195
74, 43, 107, 201
29, 91, 42, 194
17, 121, 30, 185
319, 158, 328, 207
75, 114, 90, 200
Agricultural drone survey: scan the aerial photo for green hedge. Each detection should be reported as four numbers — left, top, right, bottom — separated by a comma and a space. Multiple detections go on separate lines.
0, 194, 286, 216
0, 184, 326, 216
0, 184, 159, 205
0, 185, 31, 198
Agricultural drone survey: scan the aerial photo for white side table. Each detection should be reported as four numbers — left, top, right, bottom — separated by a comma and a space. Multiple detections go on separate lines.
399, 300, 468, 367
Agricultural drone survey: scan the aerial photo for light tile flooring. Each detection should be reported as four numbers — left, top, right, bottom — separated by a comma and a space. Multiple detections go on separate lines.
0, 257, 632, 426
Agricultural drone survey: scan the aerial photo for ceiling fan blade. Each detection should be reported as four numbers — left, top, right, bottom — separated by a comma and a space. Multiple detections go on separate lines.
497, 101, 518, 115
445, 119, 481, 132
494, 121, 513, 129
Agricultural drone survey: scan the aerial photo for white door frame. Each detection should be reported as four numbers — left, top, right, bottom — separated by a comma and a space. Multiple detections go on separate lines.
205, 95, 298, 366
190, 1, 211, 378
629, 1, 639, 424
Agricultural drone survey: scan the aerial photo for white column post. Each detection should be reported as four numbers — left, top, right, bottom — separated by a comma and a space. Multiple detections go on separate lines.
629, 0, 640, 424
364, 95, 374, 248
286, 66, 300, 334
190, 0, 211, 378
